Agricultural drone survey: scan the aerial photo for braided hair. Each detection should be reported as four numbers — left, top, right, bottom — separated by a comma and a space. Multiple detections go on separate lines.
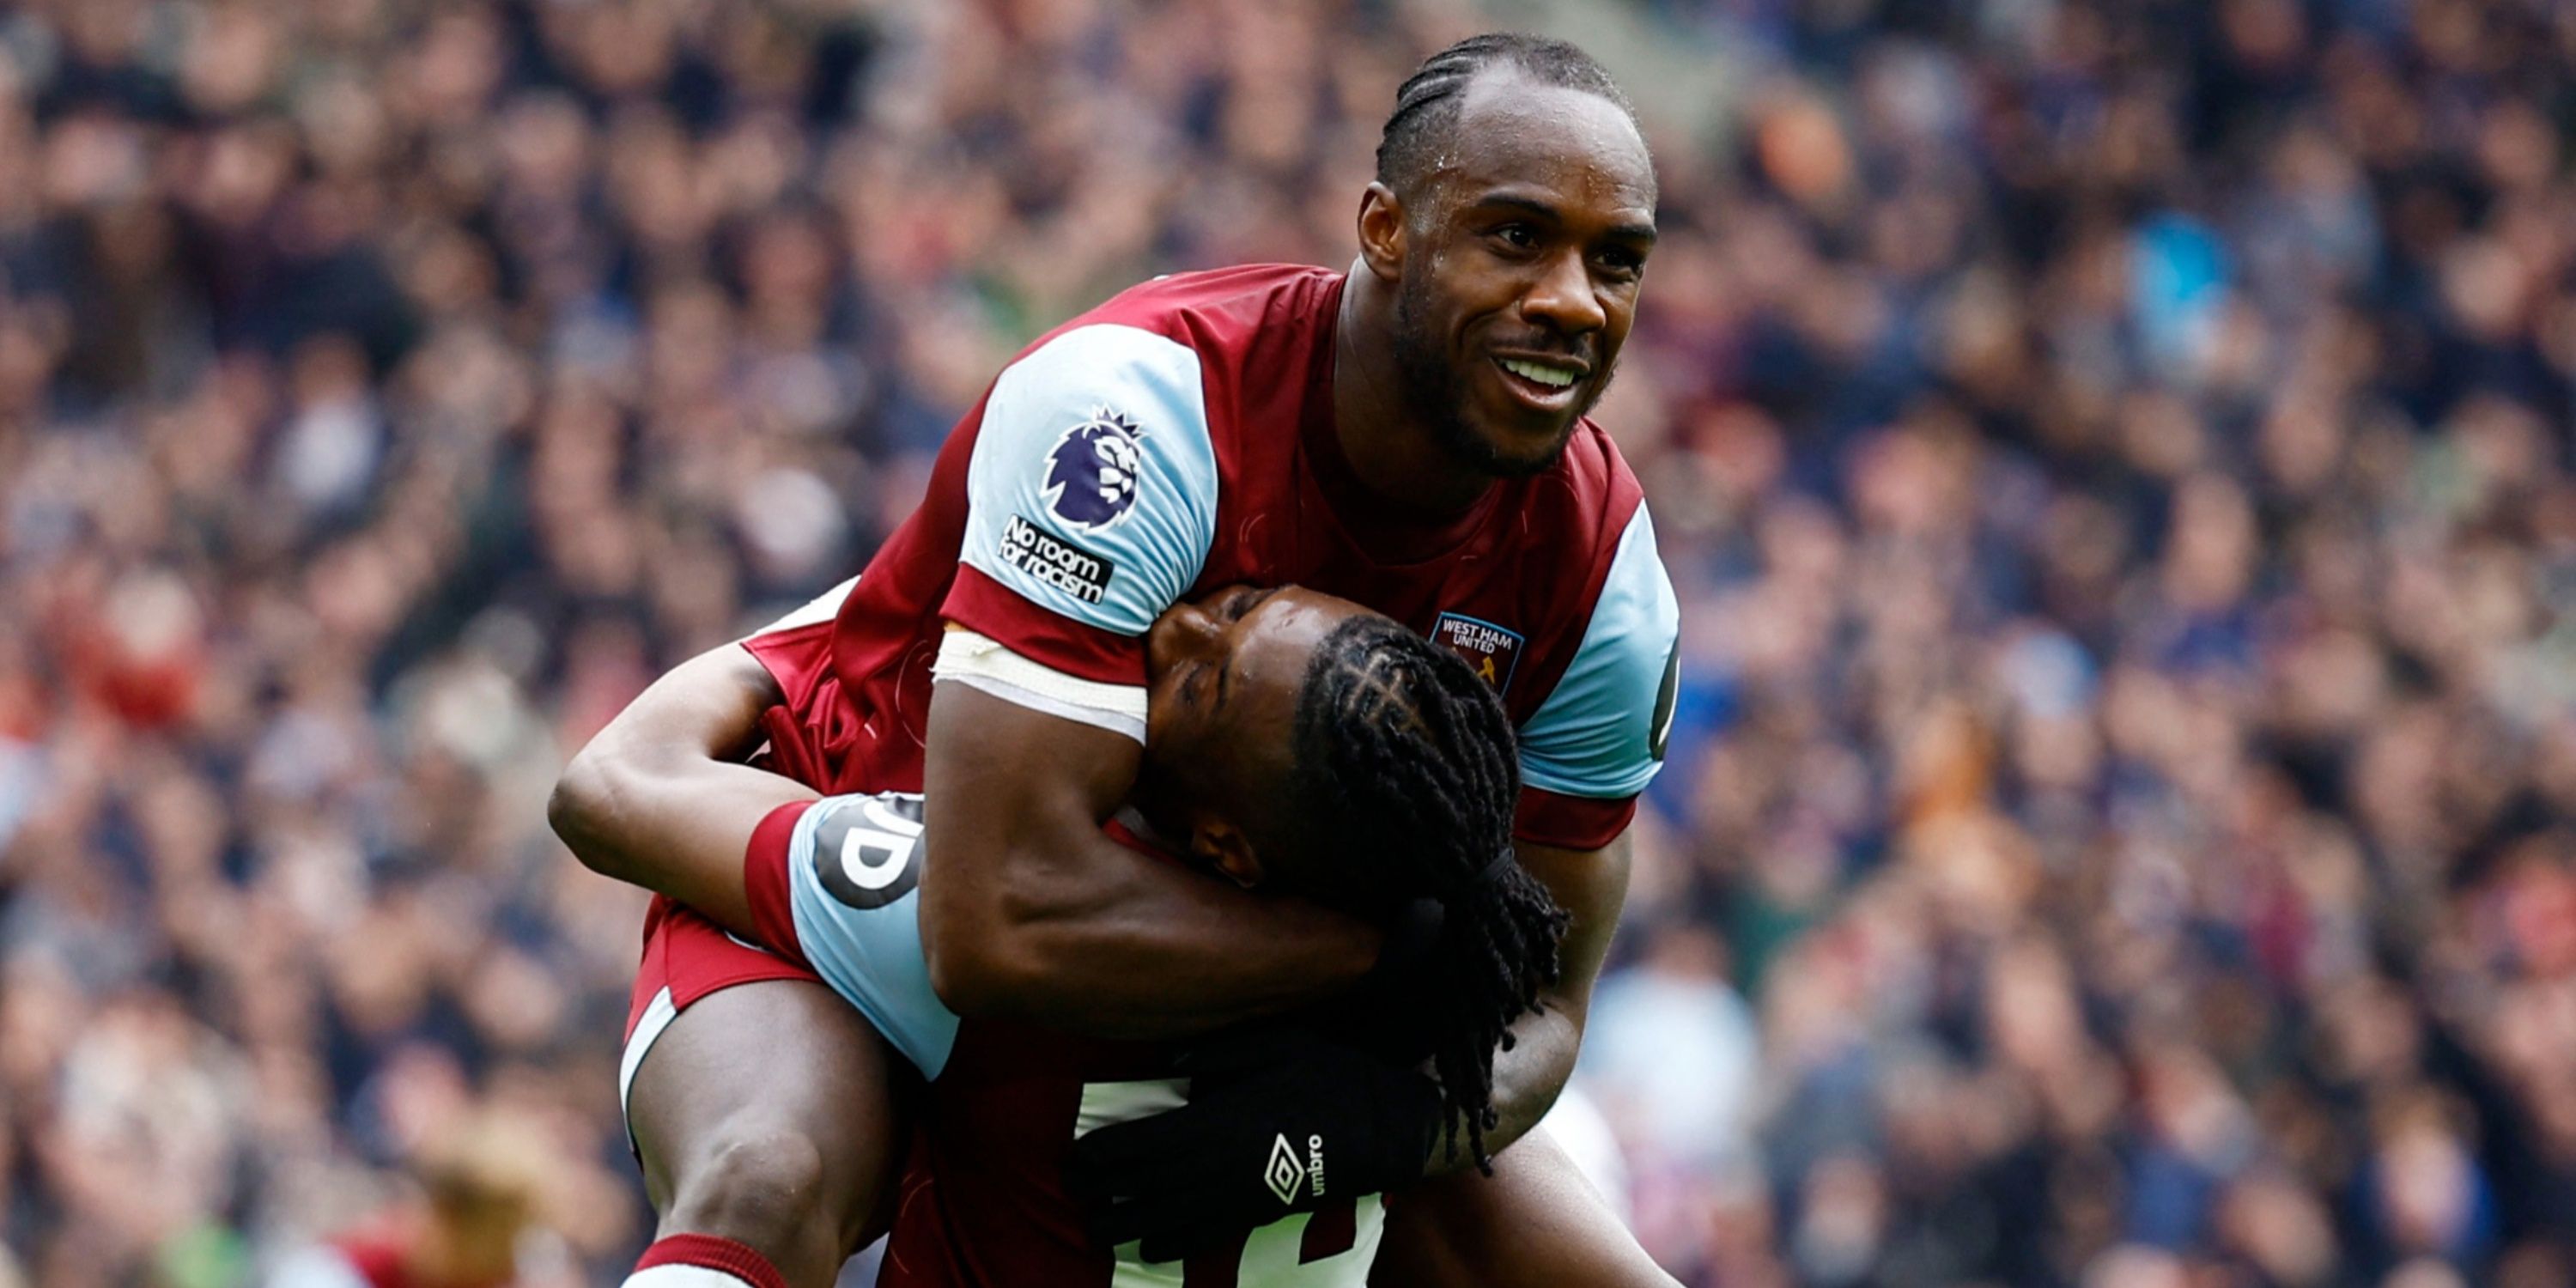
1375, 33, 1643, 201
1285, 616, 1571, 1172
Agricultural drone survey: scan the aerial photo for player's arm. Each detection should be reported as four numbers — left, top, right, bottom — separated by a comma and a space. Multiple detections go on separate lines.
1436, 503, 1680, 1165
1455, 831, 1630, 1163
1070, 507, 1684, 1255
917, 323, 1379, 1036
1371, 1124, 1681, 1288
1064, 826, 1641, 1263
917, 679, 1380, 1037
547, 642, 807, 939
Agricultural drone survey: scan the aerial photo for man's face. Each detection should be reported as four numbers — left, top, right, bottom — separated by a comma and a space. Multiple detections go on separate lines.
1387, 73, 1657, 477
1133, 585, 1370, 889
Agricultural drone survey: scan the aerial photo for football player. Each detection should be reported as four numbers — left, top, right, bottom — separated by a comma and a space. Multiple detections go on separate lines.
559, 586, 1668, 1284
558, 31, 1680, 1288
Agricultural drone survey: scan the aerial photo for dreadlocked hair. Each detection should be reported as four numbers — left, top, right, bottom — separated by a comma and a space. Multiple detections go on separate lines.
1375, 33, 1641, 200
1285, 616, 1571, 1174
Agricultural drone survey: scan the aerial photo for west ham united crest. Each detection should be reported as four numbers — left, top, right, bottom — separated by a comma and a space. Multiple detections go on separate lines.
1432, 612, 1524, 694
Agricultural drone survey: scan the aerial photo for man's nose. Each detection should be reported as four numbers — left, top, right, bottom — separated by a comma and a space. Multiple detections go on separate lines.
1520, 249, 1607, 337
1157, 602, 1226, 663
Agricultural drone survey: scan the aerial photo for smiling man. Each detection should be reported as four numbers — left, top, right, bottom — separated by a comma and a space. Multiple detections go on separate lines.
567, 32, 1682, 1288
1370, 61, 1656, 493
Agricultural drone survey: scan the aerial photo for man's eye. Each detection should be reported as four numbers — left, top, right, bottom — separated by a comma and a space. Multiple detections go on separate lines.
1493, 225, 1538, 250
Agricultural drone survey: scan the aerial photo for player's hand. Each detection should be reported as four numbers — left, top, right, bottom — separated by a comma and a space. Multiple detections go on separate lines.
1067, 1025, 1443, 1261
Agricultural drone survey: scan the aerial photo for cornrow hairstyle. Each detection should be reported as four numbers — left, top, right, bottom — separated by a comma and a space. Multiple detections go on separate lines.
1286, 616, 1571, 1172
1376, 33, 1642, 200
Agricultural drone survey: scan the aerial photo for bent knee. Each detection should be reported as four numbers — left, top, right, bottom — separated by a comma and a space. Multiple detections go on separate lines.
665, 1126, 845, 1250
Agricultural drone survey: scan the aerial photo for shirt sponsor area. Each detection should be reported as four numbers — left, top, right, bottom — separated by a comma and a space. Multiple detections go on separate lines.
1000, 513, 1115, 605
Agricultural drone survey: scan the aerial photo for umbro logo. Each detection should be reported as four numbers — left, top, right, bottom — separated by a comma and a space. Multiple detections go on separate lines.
1263, 1132, 1327, 1206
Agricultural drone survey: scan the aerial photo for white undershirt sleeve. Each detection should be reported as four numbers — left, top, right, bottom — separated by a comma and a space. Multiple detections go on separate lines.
932, 628, 1148, 745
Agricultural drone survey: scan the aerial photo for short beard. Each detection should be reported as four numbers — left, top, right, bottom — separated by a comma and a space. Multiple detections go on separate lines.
1391, 269, 1597, 481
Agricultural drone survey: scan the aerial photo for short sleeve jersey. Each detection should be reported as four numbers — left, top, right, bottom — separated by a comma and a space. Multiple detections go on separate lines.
737, 264, 1680, 1288
764, 264, 1680, 850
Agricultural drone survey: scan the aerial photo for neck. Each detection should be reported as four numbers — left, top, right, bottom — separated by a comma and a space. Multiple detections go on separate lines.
1332, 263, 1496, 516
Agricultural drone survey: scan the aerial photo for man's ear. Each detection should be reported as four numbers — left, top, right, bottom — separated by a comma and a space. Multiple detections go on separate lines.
1189, 818, 1266, 890
1357, 181, 1406, 283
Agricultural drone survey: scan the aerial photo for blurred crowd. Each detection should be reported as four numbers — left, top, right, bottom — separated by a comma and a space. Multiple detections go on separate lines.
0, 0, 2569, 1285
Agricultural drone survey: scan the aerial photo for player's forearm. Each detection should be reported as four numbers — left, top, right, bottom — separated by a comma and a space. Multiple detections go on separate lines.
1444, 1001, 1582, 1168
924, 832, 1382, 1038
920, 680, 1384, 1037
550, 643, 802, 935
1431, 829, 1631, 1169
552, 750, 810, 934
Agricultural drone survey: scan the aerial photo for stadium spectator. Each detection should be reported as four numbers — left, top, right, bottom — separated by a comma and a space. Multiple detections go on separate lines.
269, 1111, 556, 1288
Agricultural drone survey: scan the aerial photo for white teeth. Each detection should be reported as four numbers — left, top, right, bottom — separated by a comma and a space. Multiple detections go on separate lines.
1500, 358, 1577, 389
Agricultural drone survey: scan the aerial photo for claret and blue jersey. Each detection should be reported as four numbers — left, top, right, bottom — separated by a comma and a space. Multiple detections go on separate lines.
811, 263, 1680, 844
733, 263, 1680, 1288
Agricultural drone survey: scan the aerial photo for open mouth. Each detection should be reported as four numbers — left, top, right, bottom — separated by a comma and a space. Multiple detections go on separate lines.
1492, 355, 1588, 407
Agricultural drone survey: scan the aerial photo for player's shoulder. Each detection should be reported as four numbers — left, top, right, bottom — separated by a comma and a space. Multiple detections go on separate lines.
1546, 417, 1668, 651
1075, 263, 1342, 346
1001, 264, 1338, 386
1536, 415, 1650, 568
973, 262, 1337, 474
1511, 418, 1678, 807
951, 270, 1339, 642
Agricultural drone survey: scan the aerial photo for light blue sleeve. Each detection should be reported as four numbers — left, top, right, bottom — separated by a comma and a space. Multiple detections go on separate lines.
957, 324, 1219, 637
1517, 503, 1682, 800
783, 792, 963, 1079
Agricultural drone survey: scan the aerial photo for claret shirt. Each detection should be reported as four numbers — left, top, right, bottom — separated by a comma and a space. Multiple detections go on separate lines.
734, 264, 1680, 1288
